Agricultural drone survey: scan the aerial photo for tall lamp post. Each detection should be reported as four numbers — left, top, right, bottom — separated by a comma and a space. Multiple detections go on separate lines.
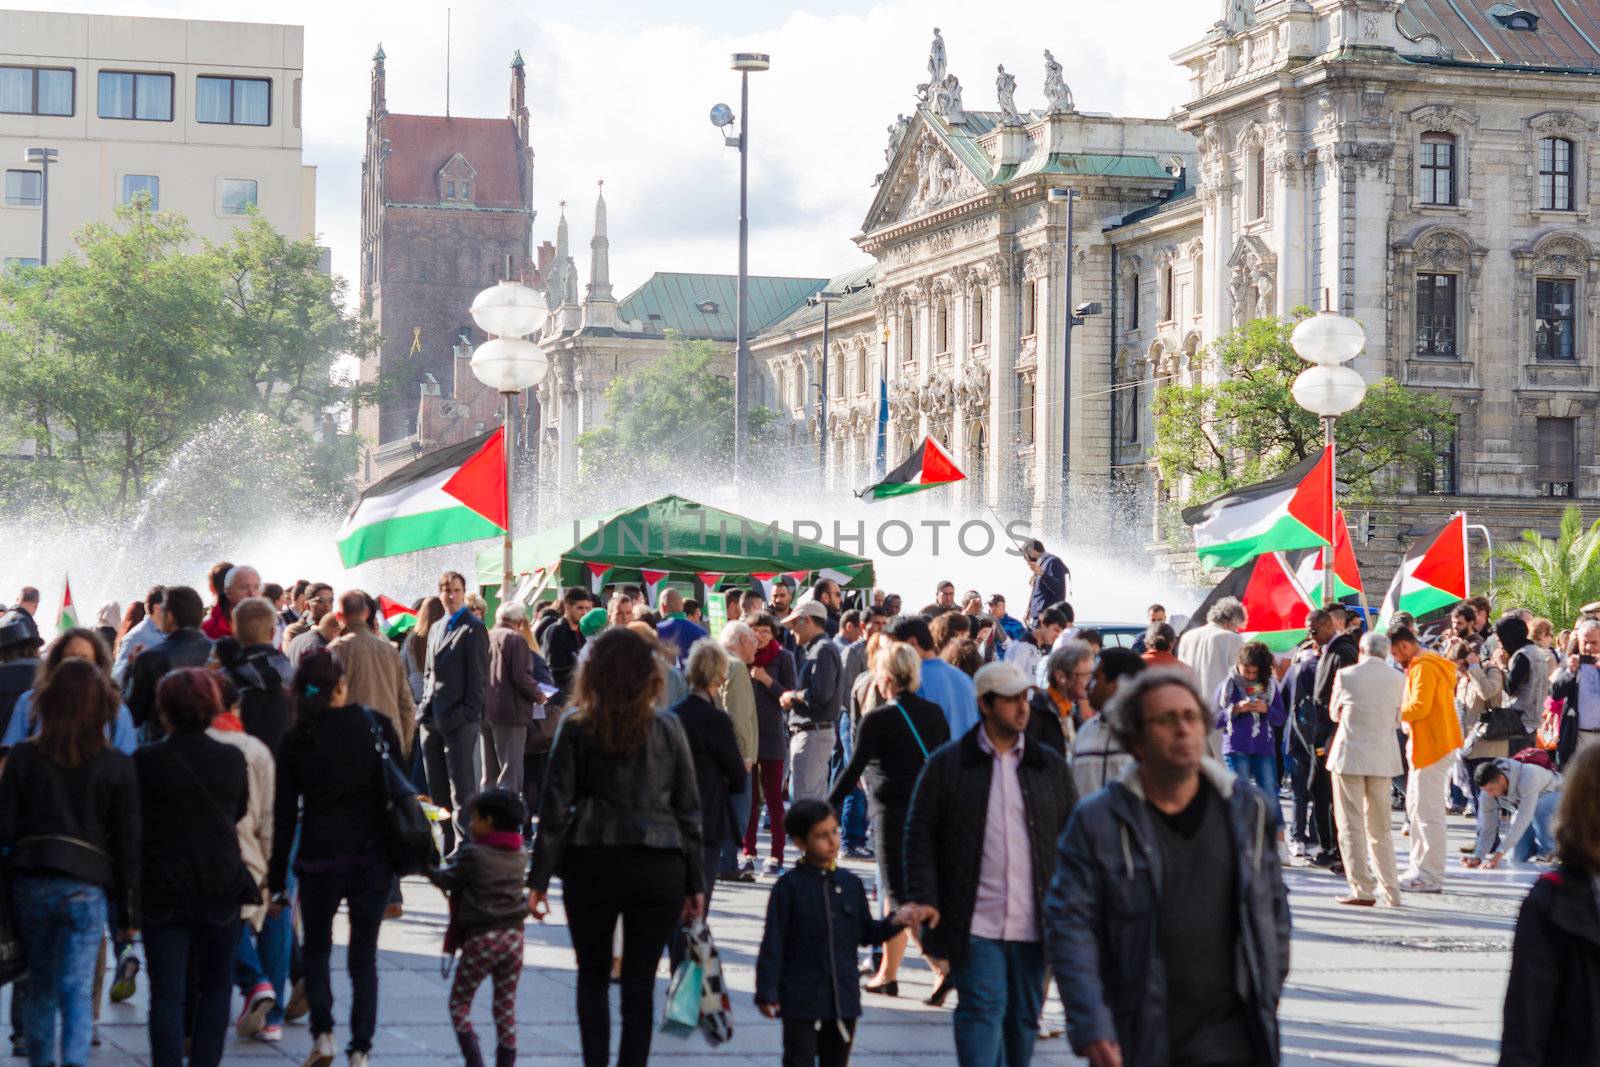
1045, 186, 1100, 527
469, 280, 550, 600
1289, 307, 1367, 604
711, 52, 770, 488
806, 289, 842, 479
24, 148, 58, 266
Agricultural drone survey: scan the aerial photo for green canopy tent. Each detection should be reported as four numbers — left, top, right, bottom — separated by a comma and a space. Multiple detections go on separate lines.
475, 495, 876, 603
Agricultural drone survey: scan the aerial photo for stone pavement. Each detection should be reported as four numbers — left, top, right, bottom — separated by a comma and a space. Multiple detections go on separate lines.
43, 806, 1530, 1065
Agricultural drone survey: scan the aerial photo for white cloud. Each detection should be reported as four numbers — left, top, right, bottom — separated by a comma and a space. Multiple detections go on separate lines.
21, 0, 1202, 295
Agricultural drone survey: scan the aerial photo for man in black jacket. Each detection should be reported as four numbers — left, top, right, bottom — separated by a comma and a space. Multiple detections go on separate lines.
419, 570, 491, 855
780, 602, 844, 803
125, 586, 213, 738
1308, 607, 1357, 870
903, 661, 1076, 1067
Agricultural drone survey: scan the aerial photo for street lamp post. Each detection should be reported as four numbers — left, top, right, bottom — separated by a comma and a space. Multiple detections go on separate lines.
469, 280, 550, 600
712, 53, 770, 488
806, 290, 842, 480
24, 148, 58, 266
1289, 306, 1368, 604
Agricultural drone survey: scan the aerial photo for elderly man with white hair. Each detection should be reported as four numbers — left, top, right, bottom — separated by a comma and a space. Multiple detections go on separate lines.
1551, 618, 1600, 765
1176, 597, 1247, 758
202, 564, 261, 639
716, 620, 760, 880
1327, 631, 1406, 907
478, 600, 552, 796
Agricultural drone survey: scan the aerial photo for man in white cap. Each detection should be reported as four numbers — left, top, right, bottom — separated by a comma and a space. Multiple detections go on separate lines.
902, 660, 1077, 1066
779, 600, 845, 801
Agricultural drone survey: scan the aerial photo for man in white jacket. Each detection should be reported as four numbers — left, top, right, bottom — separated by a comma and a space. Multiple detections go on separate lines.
1328, 632, 1406, 907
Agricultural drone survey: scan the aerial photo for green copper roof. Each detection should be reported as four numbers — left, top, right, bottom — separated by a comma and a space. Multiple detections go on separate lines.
755, 263, 878, 337
617, 272, 828, 342
991, 152, 1178, 185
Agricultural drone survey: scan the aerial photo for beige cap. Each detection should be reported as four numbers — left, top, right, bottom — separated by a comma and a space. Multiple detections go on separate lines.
974, 660, 1033, 700
781, 601, 828, 626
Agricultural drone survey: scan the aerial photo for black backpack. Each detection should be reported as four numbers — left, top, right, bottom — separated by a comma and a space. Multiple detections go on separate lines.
225, 652, 291, 753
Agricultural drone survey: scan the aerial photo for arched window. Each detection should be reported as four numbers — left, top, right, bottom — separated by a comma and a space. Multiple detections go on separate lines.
1251, 148, 1266, 220
1162, 266, 1175, 322
1420, 132, 1458, 206
1127, 274, 1140, 329
1540, 137, 1574, 211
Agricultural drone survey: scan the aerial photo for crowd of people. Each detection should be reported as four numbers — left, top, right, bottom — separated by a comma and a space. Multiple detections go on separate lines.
0, 539, 1595, 1067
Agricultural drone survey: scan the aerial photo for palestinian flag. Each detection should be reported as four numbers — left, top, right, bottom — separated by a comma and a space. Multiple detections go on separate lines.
336, 429, 507, 568
56, 575, 77, 634
378, 596, 418, 639
1377, 513, 1469, 630
1287, 509, 1363, 600
1183, 447, 1335, 569
1182, 552, 1317, 653
857, 436, 964, 501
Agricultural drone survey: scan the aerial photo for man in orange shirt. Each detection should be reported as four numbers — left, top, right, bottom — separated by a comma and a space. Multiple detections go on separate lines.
1389, 626, 1465, 893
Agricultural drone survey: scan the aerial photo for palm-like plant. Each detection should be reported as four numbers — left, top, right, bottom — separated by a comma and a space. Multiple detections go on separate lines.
1491, 506, 1600, 627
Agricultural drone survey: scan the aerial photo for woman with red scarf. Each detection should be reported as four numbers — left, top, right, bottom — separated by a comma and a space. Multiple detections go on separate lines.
740, 612, 797, 877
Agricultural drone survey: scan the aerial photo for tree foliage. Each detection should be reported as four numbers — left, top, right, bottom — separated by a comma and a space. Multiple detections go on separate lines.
574, 332, 775, 485
1491, 506, 1600, 627
0, 202, 377, 522
1153, 312, 1457, 505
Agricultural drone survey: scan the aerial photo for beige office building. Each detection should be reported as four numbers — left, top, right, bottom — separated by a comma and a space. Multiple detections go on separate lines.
0, 9, 316, 269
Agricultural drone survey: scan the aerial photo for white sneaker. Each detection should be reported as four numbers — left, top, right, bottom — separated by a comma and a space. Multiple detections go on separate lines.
1289, 841, 1306, 859
349, 1053, 370, 1067
303, 1033, 337, 1067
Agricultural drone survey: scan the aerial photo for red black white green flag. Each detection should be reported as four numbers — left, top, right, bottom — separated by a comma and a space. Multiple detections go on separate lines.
1378, 513, 1470, 630
1183, 552, 1318, 653
1182, 447, 1335, 569
336, 429, 507, 568
56, 575, 76, 635
1287, 508, 1364, 600
377, 596, 418, 639
857, 436, 965, 501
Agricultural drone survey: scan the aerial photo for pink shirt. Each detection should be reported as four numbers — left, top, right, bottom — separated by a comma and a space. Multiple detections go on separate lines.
969, 728, 1037, 942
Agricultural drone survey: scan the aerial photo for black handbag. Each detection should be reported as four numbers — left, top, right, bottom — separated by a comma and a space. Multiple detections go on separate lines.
361, 708, 438, 876
1480, 705, 1526, 742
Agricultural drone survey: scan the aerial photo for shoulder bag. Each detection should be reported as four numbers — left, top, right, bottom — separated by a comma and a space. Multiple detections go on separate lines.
361, 708, 438, 875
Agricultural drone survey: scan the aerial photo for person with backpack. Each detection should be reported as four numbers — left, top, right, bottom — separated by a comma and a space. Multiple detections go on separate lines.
0, 658, 140, 1067
428, 789, 529, 1067
217, 599, 293, 755
268, 651, 401, 1067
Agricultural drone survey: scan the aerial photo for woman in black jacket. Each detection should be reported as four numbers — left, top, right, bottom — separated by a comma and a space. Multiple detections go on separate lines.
1501, 744, 1600, 1066
268, 651, 400, 1067
133, 668, 249, 1067
0, 658, 139, 1067
828, 641, 950, 996
527, 627, 704, 1067
740, 612, 797, 876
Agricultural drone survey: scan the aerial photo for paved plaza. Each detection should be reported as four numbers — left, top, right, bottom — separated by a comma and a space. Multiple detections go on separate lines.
58, 807, 1528, 1066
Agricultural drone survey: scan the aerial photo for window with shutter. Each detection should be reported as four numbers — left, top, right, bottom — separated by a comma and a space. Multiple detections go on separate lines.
1536, 417, 1576, 496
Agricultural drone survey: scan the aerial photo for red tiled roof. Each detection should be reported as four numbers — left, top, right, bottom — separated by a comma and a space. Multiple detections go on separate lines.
1399, 0, 1600, 70
382, 113, 527, 209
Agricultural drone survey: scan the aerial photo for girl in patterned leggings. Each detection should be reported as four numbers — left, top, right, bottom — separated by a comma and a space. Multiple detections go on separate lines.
428, 789, 530, 1067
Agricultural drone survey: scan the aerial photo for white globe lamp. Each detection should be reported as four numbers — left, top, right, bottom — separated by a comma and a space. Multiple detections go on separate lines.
1290, 310, 1365, 366
470, 337, 548, 394
469, 281, 548, 340
1292, 364, 1367, 418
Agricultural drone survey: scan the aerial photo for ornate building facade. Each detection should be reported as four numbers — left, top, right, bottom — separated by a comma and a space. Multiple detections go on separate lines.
756, 2, 1600, 561
356, 46, 549, 483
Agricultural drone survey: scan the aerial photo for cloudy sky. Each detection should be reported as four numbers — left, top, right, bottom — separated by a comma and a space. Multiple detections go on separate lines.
25, 0, 1204, 294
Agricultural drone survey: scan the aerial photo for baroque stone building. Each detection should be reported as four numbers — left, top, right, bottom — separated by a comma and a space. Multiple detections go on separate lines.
356, 46, 549, 483
757, 3, 1600, 561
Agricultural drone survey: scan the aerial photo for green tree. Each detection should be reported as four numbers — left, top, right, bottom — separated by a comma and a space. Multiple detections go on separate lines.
574, 332, 775, 484
1491, 505, 1600, 626
0, 201, 376, 522
1153, 312, 1457, 506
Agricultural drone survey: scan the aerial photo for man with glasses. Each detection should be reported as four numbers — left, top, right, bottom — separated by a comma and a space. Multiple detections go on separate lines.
1045, 668, 1290, 1067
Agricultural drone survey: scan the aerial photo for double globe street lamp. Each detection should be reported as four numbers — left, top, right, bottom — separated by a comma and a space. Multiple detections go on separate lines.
1289, 307, 1367, 604
468, 280, 550, 599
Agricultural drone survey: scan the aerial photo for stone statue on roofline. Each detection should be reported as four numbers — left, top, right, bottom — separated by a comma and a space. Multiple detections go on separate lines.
928, 28, 947, 87
996, 65, 1022, 125
1043, 50, 1074, 114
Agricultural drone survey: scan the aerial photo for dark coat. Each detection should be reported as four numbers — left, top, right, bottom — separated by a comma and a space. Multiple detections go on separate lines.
903, 724, 1077, 965
670, 692, 747, 849
419, 610, 490, 733
1549, 669, 1595, 768
1500, 866, 1600, 1067
427, 836, 529, 940
485, 625, 540, 727
126, 627, 213, 730
1043, 760, 1290, 1067
754, 863, 900, 1021
1312, 633, 1359, 749
133, 730, 249, 918
1026, 691, 1070, 756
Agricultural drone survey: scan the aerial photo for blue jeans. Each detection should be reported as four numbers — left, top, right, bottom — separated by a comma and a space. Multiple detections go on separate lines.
1513, 791, 1562, 865
145, 908, 241, 1067
720, 787, 752, 874
833, 715, 868, 849
951, 937, 1044, 1067
10, 877, 104, 1067
234, 907, 293, 1026
1226, 752, 1279, 807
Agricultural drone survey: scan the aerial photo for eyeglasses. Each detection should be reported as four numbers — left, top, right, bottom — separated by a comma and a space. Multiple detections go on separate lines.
1146, 708, 1206, 729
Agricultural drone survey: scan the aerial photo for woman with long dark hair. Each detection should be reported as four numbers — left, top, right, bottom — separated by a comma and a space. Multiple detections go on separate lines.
0, 658, 140, 1067
268, 650, 400, 1067
527, 628, 704, 1067
135, 668, 250, 1067
0, 627, 137, 752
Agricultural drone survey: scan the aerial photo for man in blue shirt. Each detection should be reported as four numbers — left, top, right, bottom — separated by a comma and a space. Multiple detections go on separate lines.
1024, 539, 1070, 626
655, 588, 708, 665
888, 615, 978, 737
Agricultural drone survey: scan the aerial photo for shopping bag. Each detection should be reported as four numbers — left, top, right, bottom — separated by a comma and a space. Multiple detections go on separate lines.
660, 955, 703, 1035
1537, 698, 1562, 751
684, 918, 735, 1046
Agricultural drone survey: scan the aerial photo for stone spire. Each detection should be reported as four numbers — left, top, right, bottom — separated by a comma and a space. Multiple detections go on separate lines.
554, 201, 577, 306
583, 181, 617, 322
509, 50, 529, 141
370, 43, 387, 118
